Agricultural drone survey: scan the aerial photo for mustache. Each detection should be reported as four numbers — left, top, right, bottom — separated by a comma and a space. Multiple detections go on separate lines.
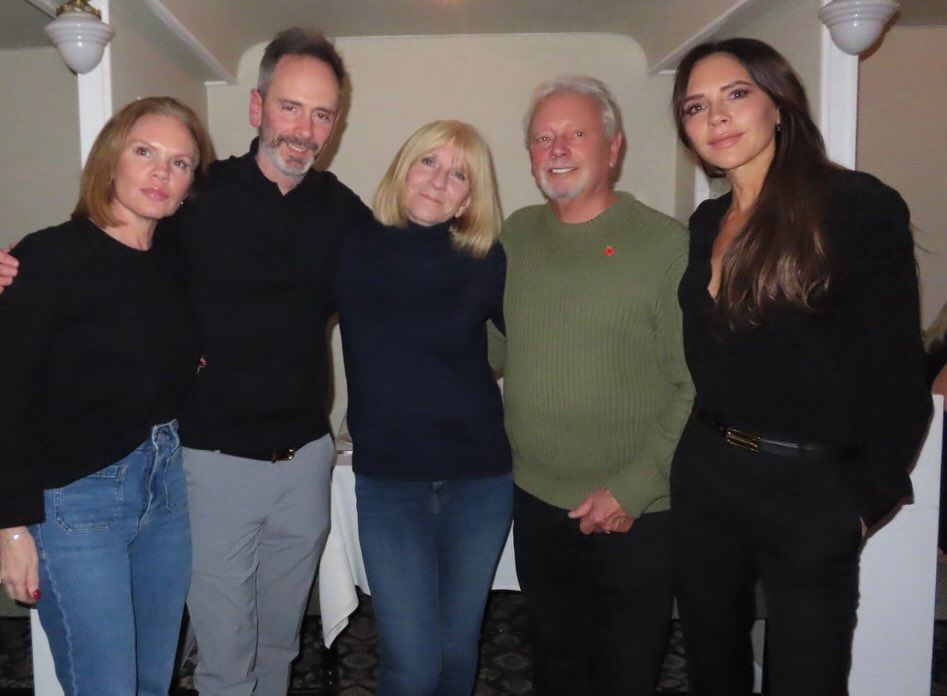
267, 133, 319, 155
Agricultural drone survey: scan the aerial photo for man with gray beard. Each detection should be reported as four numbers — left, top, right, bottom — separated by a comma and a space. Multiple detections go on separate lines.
490, 76, 693, 694
163, 29, 371, 695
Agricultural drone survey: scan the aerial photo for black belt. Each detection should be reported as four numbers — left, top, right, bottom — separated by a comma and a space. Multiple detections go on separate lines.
696, 409, 854, 462
218, 446, 300, 463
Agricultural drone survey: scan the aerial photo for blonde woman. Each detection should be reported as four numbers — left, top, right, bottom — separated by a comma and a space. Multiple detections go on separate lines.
336, 120, 510, 695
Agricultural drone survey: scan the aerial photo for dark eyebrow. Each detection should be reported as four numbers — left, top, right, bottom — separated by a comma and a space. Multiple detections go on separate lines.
682, 79, 755, 102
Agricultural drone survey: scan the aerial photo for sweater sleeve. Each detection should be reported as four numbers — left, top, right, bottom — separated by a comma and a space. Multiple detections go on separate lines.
836, 182, 932, 527
0, 231, 68, 526
606, 247, 695, 517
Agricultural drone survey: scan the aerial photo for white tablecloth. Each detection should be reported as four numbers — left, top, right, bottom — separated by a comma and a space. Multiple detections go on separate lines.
316, 452, 519, 646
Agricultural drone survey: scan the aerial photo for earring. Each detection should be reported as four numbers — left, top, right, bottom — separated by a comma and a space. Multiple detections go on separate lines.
776, 122, 782, 133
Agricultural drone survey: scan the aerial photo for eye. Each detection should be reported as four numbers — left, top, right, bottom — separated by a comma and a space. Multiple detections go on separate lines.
729, 88, 750, 100
133, 145, 150, 156
173, 159, 192, 171
281, 103, 298, 113
450, 169, 467, 182
532, 134, 551, 146
314, 110, 332, 123
574, 130, 584, 138
419, 156, 436, 167
682, 102, 704, 117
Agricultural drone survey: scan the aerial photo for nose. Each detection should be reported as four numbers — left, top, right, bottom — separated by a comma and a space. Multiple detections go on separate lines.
152, 159, 170, 180
294, 114, 314, 141
431, 167, 448, 190
550, 133, 568, 158
708, 103, 730, 127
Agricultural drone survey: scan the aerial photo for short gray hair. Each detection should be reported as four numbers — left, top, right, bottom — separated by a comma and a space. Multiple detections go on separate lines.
523, 76, 622, 144
257, 28, 345, 97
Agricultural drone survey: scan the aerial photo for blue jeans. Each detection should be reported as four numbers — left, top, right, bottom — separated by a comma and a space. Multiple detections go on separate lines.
356, 472, 513, 696
31, 421, 192, 696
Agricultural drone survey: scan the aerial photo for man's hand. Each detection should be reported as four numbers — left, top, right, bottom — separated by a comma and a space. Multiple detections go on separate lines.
568, 487, 634, 535
0, 246, 20, 291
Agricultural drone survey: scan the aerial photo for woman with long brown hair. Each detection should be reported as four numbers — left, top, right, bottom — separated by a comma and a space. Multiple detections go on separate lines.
669, 38, 931, 695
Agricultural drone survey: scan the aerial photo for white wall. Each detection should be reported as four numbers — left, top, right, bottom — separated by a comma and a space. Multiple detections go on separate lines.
108, 1, 209, 125
208, 32, 679, 429
0, 47, 80, 247
858, 26, 947, 326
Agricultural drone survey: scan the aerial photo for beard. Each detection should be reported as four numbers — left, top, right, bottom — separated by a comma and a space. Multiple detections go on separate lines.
258, 122, 319, 179
535, 166, 585, 201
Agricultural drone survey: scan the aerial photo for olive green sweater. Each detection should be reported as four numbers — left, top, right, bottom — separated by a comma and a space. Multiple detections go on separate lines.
489, 193, 694, 517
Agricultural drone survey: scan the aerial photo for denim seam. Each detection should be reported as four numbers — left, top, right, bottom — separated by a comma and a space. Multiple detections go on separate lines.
35, 523, 80, 695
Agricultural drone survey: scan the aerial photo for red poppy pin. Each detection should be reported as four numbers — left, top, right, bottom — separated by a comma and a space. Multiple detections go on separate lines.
604, 246, 615, 257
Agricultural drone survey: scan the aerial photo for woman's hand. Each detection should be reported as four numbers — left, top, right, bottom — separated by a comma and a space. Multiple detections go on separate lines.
0, 246, 20, 291
0, 527, 40, 604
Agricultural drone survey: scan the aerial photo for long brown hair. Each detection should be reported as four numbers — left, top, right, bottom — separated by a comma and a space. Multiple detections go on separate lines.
672, 38, 838, 329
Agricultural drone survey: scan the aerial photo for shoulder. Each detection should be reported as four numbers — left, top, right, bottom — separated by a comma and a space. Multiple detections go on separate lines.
825, 169, 906, 217
619, 194, 687, 240
502, 203, 548, 239
688, 192, 730, 234
822, 169, 910, 255
14, 218, 97, 265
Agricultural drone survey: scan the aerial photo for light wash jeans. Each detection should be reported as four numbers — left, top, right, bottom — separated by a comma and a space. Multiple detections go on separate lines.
356, 472, 513, 696
32, 420, 191, 696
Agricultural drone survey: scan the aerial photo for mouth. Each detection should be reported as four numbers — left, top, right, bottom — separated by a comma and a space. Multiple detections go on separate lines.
708, 133, 742, 148
141, 187, 169, 200
546, 166, 577, 176
276, 137, 318, 159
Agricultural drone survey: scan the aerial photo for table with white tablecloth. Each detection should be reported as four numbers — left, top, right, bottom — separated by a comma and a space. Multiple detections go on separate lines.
316, 451, 519, 647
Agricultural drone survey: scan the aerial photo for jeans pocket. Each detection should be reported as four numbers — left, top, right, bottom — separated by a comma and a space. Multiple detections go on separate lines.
54, 463, 127, 533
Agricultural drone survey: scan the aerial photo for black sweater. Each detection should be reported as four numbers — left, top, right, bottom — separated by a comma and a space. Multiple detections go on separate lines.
337, 220, 511, 480
0, 218, 199, 526
679, 169, 932, 526
166, 140, 373, 453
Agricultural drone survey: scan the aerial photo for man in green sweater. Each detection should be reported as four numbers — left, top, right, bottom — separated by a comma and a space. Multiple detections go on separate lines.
489, 76, 694, 694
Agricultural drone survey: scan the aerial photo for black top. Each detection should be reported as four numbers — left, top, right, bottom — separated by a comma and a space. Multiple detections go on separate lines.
679, 169, 931, 526
165, 139, 373, 453
337, 220, 511, 480
0, 217, 200, 526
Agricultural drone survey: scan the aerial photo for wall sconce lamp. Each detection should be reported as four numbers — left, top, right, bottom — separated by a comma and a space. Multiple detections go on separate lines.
819, 0, 900, 55
44, 0, 115, 74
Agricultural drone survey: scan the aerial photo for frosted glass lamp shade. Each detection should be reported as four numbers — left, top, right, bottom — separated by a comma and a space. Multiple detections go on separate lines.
44, 9, 115, 74
819, 0, 900, 55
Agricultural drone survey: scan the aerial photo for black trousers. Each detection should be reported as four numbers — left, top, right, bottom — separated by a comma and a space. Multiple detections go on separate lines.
671, 415, 862, 696
513, 486, 673, 696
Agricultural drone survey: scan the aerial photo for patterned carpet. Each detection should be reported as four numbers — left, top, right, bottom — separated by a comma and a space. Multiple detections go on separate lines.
3, 593, 946, 694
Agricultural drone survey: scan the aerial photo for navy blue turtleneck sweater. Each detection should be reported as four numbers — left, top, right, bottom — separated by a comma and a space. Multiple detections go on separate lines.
336, 219, 511, 480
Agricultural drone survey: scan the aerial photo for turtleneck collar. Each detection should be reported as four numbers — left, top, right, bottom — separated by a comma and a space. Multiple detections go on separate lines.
394, 219, 454, 247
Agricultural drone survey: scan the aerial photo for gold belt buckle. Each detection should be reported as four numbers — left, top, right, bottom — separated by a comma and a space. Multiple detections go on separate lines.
725, 427, 760, 453
270, 448, 296, 463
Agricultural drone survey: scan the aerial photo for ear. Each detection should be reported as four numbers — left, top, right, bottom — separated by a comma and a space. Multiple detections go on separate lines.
608, 132, 623, 169
455, 195, 472, 219
249, 88, 264, 129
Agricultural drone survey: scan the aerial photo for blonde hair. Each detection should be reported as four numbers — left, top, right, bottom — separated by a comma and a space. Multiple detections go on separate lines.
373, 120, 502, 258
73, 97, 215, 230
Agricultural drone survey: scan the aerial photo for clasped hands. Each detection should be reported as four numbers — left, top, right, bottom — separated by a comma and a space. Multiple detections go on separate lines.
568, 487, 634, 535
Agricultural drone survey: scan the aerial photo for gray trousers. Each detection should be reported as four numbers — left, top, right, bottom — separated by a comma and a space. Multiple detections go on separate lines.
183, 435, 333, 696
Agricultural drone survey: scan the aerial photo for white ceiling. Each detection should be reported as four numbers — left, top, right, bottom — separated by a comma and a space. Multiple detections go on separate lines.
3, 0, 944, 73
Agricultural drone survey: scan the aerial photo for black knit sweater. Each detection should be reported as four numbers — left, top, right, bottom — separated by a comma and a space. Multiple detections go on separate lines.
167, 140, 373, 454
337, 220, 511, 480
0, 217, 199, 526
